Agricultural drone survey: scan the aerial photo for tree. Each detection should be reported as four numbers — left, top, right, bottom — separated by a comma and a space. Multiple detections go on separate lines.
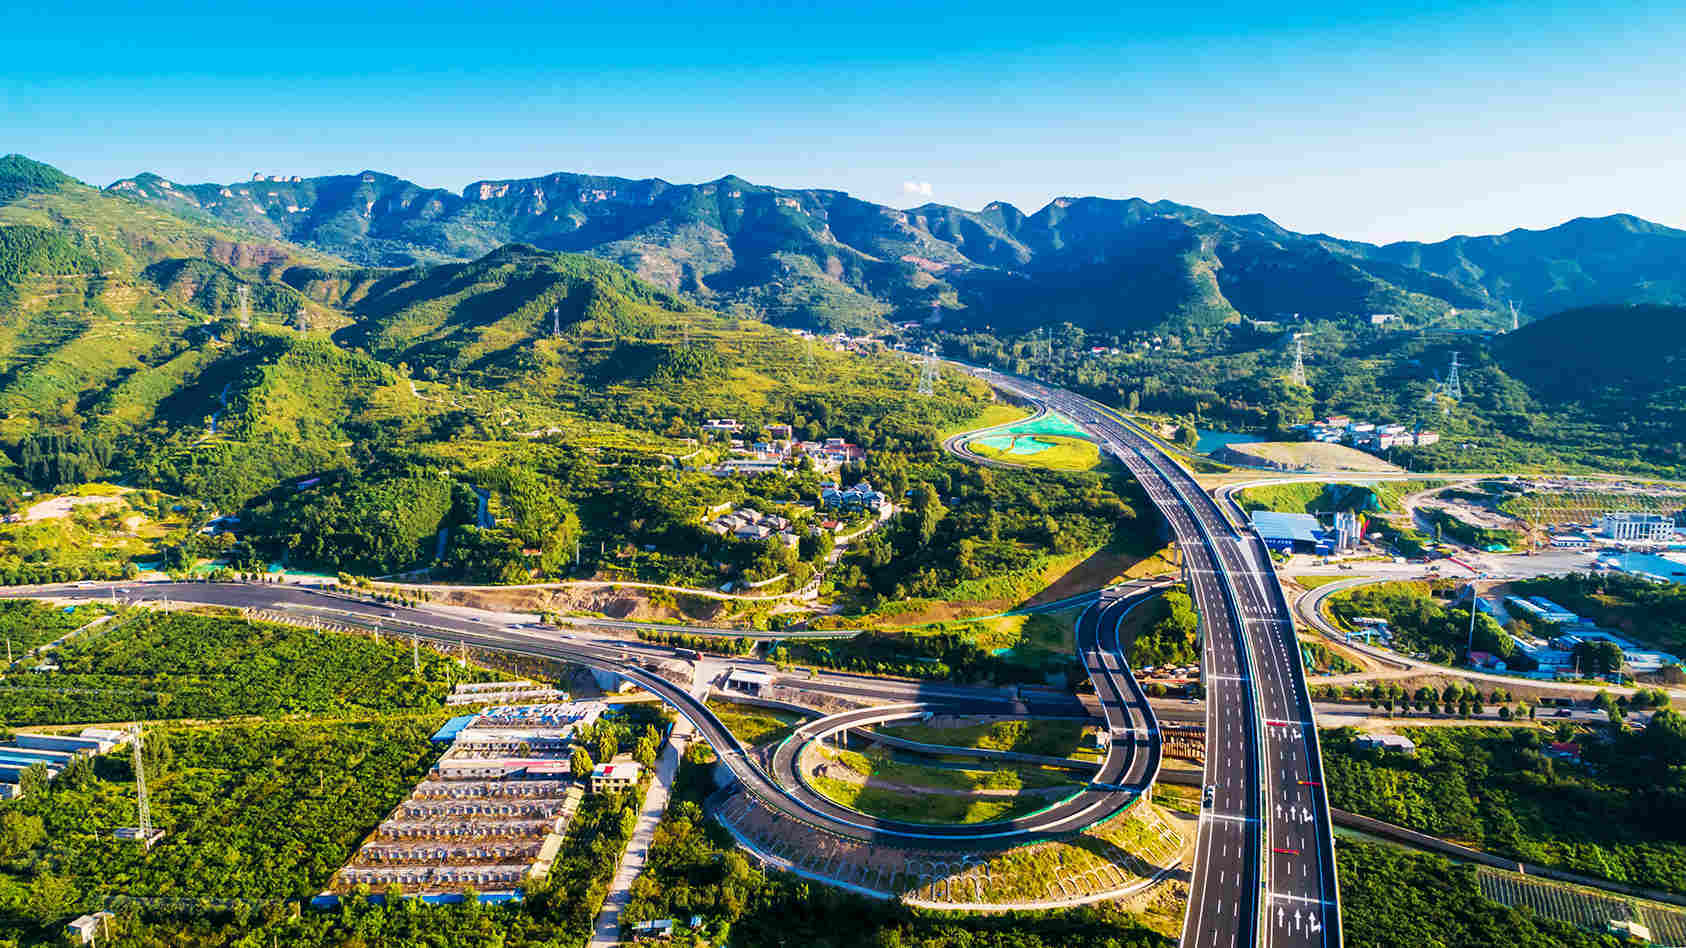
571, 746, 595, 780
1575, 641, 1624, 676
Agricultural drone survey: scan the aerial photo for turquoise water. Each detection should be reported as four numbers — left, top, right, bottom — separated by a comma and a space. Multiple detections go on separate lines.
1195, 428, 1262, 455
975, 435, 1055, 455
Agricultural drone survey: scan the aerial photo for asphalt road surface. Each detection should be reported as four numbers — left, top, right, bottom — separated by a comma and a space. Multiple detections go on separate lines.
5, 578, 1162, 847
967, 366, 1340, 948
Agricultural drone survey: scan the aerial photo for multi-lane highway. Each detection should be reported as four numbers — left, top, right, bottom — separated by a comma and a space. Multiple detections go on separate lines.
967, 367, 1340, 948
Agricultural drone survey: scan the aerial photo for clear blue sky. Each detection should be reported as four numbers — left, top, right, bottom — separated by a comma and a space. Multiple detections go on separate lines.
6, 0, 1682, 244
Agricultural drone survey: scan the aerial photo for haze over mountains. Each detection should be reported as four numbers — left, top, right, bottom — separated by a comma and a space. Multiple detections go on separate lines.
109, 167, 1686, 333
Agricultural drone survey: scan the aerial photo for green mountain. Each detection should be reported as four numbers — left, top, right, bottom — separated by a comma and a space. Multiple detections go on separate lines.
109, 163, 1686, 333
1498, 302, 1686, 398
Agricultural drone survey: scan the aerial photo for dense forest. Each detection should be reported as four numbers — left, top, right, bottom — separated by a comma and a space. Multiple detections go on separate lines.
0, 611, 486, 725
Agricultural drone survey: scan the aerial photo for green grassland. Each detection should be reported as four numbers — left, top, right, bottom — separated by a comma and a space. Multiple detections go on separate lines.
704, 698, 807, 747
809, 773, 1048, 825
969, 434, 1102, 471
1236, 479, 1444, 515
819, 745, 1078, 793
877, 719, 1089, 758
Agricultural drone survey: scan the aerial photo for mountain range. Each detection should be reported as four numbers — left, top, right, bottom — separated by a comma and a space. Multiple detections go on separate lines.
107, 166, 1686, 332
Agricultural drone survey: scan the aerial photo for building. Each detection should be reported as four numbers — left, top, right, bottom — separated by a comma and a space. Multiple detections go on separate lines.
1607, 919, 1652, 943
821, 481, 887, 514
590, 762, 642, 794
632, 919, 676, 940
724, 668, 774, 696
1506, 596, 1580, 626
1369, 313, 1396, 326
1600, 512, 1677, 543
1252, 511, 1331, 555
701, 418, 743, 434
1354, 733, 1416, 754
1549, 533, 1592, 549
765, 424, 793, 440
66, 912, 114, 945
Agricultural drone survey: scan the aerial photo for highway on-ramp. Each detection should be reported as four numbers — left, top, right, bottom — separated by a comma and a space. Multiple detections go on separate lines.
6, 577, 1164, 848
965, 366, 1341, 948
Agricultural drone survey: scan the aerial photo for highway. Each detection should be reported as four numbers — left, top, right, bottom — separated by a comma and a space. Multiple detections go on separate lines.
761, 586, 1166, 842
6, 576, 1164, 847
966, 367, 1340, 948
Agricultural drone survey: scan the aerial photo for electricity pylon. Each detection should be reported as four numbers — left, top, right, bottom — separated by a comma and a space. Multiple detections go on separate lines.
1445, 352, 1463, 402
237, 286, 251, 329
1289, 334, 1308, 386
917, 350, 938, 396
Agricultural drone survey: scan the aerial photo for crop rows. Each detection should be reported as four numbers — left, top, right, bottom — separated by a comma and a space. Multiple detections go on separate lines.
1476, 868, 1686, 943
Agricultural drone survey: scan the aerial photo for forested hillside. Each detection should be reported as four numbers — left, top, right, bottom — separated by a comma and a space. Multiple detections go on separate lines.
110, 161, 1686, 333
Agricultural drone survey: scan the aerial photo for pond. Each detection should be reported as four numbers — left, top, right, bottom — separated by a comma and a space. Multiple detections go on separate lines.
1194, 428, 1263, 455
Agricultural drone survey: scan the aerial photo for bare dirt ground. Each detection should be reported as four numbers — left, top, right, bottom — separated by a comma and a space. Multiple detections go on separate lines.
426, 585, 727, 624
1214, 441, 1402, 473
25, 494, 122, 521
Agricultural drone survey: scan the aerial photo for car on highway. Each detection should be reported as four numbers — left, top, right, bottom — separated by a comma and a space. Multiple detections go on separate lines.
1203, 784, 1215, 808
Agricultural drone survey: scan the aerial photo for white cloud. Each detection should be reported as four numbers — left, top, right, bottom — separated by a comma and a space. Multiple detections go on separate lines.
901, 180, 934, 198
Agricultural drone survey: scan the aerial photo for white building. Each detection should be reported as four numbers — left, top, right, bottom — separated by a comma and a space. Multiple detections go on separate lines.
1600, 512, 1677, 543
590, 762, 641, 794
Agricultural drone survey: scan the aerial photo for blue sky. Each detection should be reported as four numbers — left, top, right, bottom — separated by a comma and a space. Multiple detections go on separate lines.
5, 0, 1682, 243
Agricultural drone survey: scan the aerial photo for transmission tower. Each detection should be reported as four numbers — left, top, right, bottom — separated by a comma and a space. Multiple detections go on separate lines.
917, 350, 938, 396
550, 305, 561, 339
411, 633, 421, 676
804, 335, 815, 370
236, 285, 251, 329
117, 723, 162, 848
295, 305, 309, 333
1289, 333, 1308, 386
1444, 352, 1463, 401
1508, 300, 1520, 333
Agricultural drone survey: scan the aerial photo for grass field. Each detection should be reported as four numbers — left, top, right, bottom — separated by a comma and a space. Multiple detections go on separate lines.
1293, 575, 1371, 590
876, 719, 1089, 759
821, 745, 1078, 792
704, 698, 807, 747
940, 401, 1031, 439
968, 434, 1101, 471
809, 773, 1050, 825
